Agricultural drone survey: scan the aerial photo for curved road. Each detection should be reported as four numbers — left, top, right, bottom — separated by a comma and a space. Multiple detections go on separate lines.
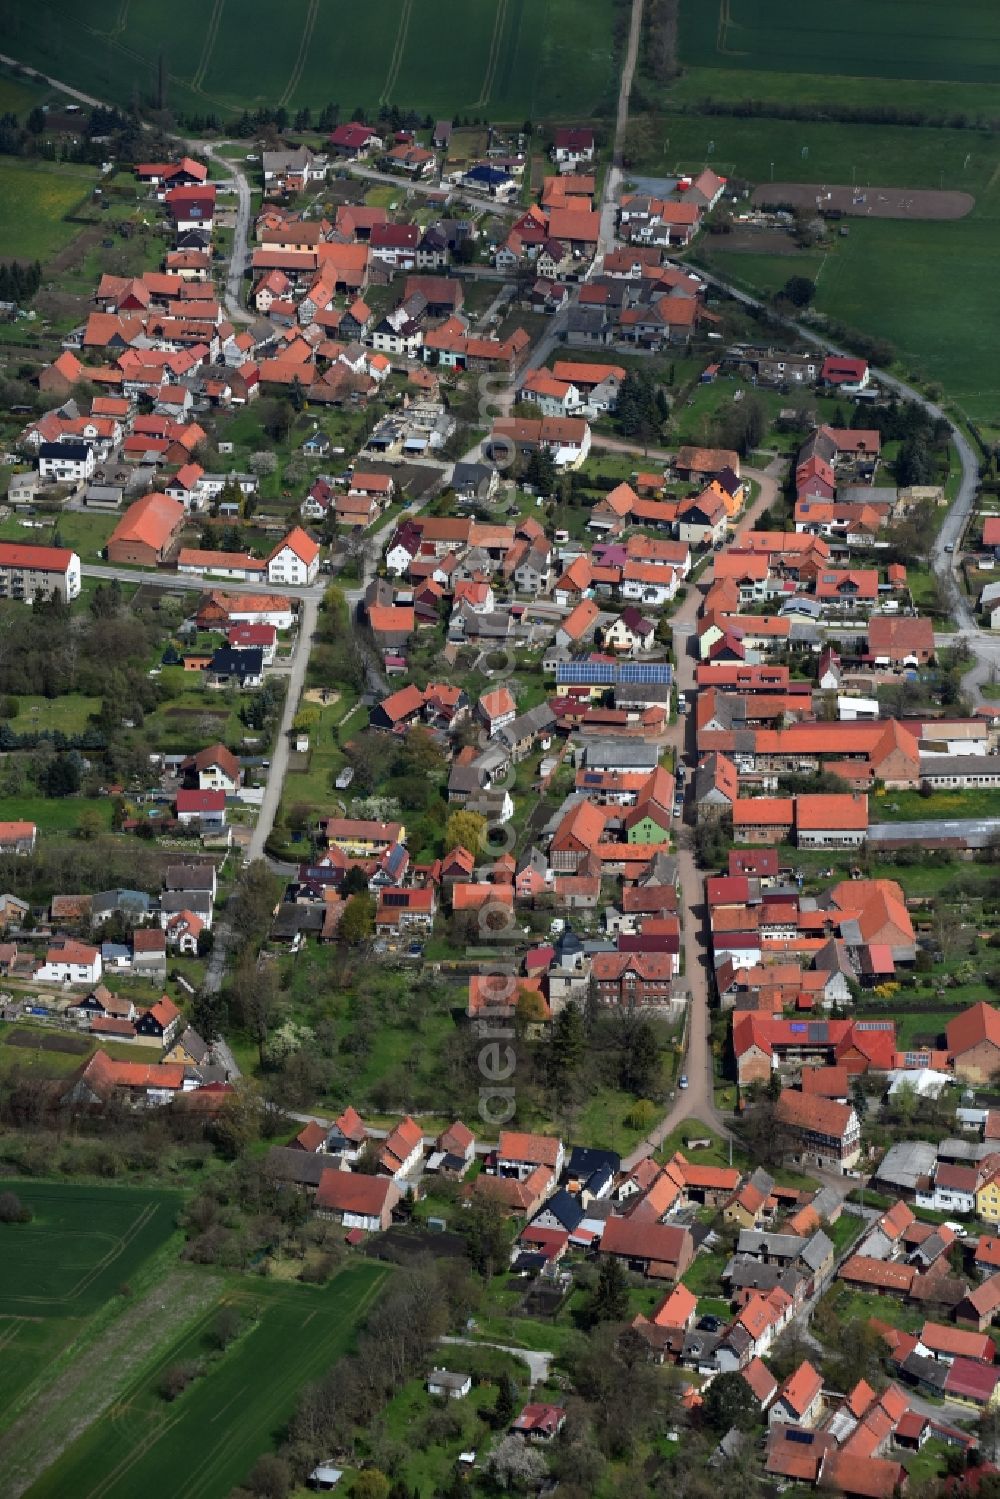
689, 264, 980, 622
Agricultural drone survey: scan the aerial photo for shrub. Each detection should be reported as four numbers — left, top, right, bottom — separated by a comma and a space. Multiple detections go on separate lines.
0, 1191, 31, 1223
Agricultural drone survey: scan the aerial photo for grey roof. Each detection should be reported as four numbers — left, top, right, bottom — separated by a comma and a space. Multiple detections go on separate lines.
810, 1186, 842, 1221
724, 1258, 807, 1299
427, 1369, 470, 1391
874, 1140, 937, 1192
737, 1230, 804, 1260
937, 1138, 996, 1163
498, 703, 556, 747
173, 1026, 211, 1065
164, 864, 216, 892
582, 740, 659, 771
800, 1229, 834, 1273
918, 754, 1000, 780
265, 1146, 328, 1186
867, 818, 1000, 849
160, 891, 213, 918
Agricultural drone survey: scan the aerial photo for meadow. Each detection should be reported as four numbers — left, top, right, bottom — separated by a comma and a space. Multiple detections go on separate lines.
0, 1180, 182, 1414
4, 0, 620, 119
27, 1262, 389, 1499
0, 157, 99, 263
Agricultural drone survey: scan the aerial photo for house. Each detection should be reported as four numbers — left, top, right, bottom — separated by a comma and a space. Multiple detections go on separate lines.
769, 1360, 824, 1428
329, 123, 383, 159
35, 940, 102, 985
497, 1129, 564, 1180
182, 743, 241, 793
551, 128, 595, 169
132, 928, 166, 977
949, 1003, 1000, 1085
375, 886, 436, 936
38, 440, 95, 483
378, 1115, 424, 1179
868, 615, 934, 667
478, 687, 517, 737
107, 493, 185, 566
328, 1105, 368, 1161
0, 821, 37, 856
135, 994, 181, 1043
315, 1169, 400, 1231
0, 544, 81, 604
426, 1369, 472, 1400
795, 793, 869, 849
774, 1089, 861, 1172
599, 1217, 695, 1279
513, 1403, 567, 1442
175, 789, 227, 829
268, 527, 320, 586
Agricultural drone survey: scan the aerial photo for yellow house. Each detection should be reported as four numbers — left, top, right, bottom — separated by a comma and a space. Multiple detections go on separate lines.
318, 817, 406, 856
976, 1170, 1000, 1224
164, 1026, 210, 1068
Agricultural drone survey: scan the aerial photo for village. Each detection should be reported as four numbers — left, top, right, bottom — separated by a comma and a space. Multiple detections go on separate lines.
5, 107, 1000, 1499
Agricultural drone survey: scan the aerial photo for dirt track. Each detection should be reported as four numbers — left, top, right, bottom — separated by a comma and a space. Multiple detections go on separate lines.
752, 182, 974, 220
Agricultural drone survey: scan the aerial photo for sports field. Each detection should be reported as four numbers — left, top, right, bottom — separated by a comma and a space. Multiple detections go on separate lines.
0, 158, 98, 264
27, 1262, 389, 1499
0, 1181, 182, 1414
5, 0, 619, 119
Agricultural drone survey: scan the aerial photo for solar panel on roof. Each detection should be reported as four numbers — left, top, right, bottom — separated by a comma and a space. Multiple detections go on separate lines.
555, 661, 673, 686
807, 1022, 828, 1042
789, 1023, 807, 1033
787, 1430, 815, 1446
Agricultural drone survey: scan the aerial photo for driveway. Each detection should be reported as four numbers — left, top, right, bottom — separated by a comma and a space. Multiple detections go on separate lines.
192, 140, 254, 324
246, 592, 318, 862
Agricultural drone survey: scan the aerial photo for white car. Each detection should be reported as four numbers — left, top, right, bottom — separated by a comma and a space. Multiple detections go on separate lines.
678, 1075, 689, 1089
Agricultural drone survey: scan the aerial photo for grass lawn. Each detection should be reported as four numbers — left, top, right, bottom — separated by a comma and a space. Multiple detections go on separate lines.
0, 1179, 182, 1416
0, 157, 98, 263
872, 787, 1000, 823
682, 1249, 730, 1297
657, 1121, 745, 1171
0, 510, 117, 560
27, 1261, 388, 1499
8, 694, 101, 735
0, 793, 112, 834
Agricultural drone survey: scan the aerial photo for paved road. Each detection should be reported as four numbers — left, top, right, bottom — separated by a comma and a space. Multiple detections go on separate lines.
598, 0, 644, 257
439, 1335, 552, 1387
620, 460, 784, 1168
246, 592, 318, 861
81, 561, 317, 596
690, 262, 980, 618
0, 53, 104, 108
348, 163, 522, 218
193, 140, 254, 325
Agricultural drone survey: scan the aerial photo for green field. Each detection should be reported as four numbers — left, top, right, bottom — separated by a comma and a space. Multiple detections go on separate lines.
3, 0, 620, 118
680, 0, 1000, 85
0, 157, 98, 263
0, 1181, 182, 1412
27, 1262, 388, 1499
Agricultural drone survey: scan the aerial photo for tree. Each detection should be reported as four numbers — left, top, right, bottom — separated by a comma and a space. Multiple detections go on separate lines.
230, 860, 281, 949
617, 1015, 660, 1094
232, 959, 281, 1064
350, 1471, 390, 1499
210, 1306, 242, 1350
493, 1371, 518, 1428
246, 1453, 292, 1499
487, 1435, 547, 1491
703, 1371, 760, 1432
248, 451, 278, 476
76, 808, 103, 840
341, 892, 375, 946
588, 1255, 630, 1325
780, 275, 815, 308
548, 1001, 585, 1087
445, 809, 486, 854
